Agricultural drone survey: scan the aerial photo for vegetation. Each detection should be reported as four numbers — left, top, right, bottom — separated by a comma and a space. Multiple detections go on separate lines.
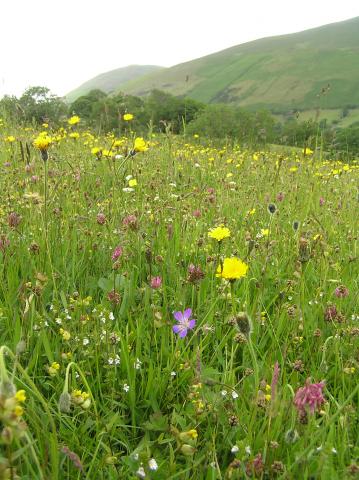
108, 17, 359, 113
2, 86, 359, 158
0, 113, 358, 478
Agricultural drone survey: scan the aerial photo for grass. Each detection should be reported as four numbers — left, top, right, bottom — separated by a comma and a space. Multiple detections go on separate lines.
0, 121, 358, 479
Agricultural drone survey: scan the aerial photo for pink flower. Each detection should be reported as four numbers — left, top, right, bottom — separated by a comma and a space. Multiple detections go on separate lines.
111, 245, 123, 261
96, 213, 106, 225
334, 285, 349, 298
123, 215, 138, 230
276, 192, 285, 202
294, 379, 325, 415
150, 276, 162, 289
319, 197, 325, 206
192, 209, 201, 218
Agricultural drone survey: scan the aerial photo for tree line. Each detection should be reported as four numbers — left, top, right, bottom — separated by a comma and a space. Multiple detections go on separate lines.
1, 86, 358, 157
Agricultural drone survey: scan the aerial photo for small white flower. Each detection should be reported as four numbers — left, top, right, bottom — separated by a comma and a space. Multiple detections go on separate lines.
55, 318, 62, 325
134, 358, 142, 370
136, 465, 146, 478
170, 371, 176, 377
132, 453, 139, 461
123, 384, 130, 393
83, 338, 89, 346
316, 445, 322, 452
123, 187, 134, 193
115, 154, 123, 160
125, 174, 133, 181
109, 312, 115, 321
231, 445, 239, 453
221, 390, 228, 397
108, 357, 114, 365
245, 445, 251, 455
231, 391, 239, 399
148, 458, 158, 471
332, 447, 337, 454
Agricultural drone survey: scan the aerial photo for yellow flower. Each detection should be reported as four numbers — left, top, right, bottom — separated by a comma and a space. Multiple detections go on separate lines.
123, 113, 134, 121
69, 132, 80, 139
33, 134, 52, 151
128, 179, 137, 187
187, 429, 198, 440
302, 147, 313, 156
5, 135, 16, 143
216, 257, 248, 280
59, 328, 71, 341
134, 137, 148, 152
68, 115, 80, 125
208, 226, 231, 242
48, 362, 60, 376
91, 147, 102, 156
15, 390, 26, 403
260, 228, 269, 237
14, 405, 24, 417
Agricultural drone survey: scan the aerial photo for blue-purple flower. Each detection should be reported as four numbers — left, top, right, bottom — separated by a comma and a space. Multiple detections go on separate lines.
172, 308, 196, 338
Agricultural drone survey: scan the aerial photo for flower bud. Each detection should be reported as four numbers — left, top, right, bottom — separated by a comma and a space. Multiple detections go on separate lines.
180, 444, 196, 456
58, 392, 71, 413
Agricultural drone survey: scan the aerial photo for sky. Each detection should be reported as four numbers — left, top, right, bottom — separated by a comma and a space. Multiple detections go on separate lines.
1, 0, 358, 98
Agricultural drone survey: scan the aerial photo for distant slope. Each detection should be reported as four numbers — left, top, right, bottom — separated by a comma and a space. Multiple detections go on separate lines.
119, 17, 359, 112
66, 65, 164, 102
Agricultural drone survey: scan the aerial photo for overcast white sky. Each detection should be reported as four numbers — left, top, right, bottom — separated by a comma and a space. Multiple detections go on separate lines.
1, 0, 358, 98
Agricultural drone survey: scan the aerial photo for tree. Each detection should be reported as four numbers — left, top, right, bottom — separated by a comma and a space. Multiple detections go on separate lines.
18, 86, 67, 124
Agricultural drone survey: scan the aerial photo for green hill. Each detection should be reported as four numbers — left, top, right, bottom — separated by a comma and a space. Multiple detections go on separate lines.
66, 65, 164, 102
119, 17, 359, 113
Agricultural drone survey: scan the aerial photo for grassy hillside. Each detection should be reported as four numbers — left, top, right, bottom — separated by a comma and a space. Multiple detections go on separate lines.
66, 65, 164, 102
120, 17, 359, 113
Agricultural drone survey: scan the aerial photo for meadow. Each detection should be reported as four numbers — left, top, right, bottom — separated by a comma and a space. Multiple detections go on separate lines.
0, 117, 358, 479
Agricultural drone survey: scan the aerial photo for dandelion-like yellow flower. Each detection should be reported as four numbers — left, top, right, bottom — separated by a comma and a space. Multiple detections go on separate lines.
5, 135, 16, 143
69, 132, 80, 139
123, 113, 134, 121
134, 137, 148, 152
208, 226, 231, 242
33, 134, 52, 151
68, 115, 80, 125
128, 179, 137, 187
216, 257, 248, 280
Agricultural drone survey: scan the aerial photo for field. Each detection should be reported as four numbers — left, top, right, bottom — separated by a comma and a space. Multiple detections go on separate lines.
0, 120, 358, 479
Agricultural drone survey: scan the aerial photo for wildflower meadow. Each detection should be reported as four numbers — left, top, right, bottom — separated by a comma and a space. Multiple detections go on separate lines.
0, 116, 358, 479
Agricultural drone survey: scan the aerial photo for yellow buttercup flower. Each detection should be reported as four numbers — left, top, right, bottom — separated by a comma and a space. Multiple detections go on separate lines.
15, 390, 26, 403
208, 226, 231, 242
216, 257, 248, 280
14, 405, 24, 417
123, 113, 134, 121
128, 179, 137, 187
68, 115, 80, 125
